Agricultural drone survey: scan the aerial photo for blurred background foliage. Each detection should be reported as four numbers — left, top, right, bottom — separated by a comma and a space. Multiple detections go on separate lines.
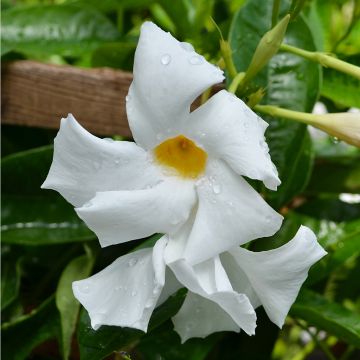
1, 0, 360, 359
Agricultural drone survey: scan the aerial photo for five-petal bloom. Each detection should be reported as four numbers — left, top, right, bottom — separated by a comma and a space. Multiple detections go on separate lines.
42, 22, 326, 342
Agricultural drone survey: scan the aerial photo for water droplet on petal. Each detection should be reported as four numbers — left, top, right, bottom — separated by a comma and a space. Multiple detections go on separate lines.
265, 215, 272, 223
114, 159, 120, 165
161, 54, 171, 65
128, 258, 138, 267
180, 42, 194, 52
156, 133, 163, 140
82, 201, 93, 208
189, 55, 204, 65
131, 290, 138, 297
145, 299, 153, 308
114, 285, 122, 291
213, 184, 222, 194
80, 283, 90, 294
125, 95, 130, 102
103, 137, 114, 142
332, 137, 339, 144
195, 307, 201, 314
243, 121, 250, 128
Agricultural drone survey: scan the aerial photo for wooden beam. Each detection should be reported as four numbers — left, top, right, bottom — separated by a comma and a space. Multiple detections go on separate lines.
2, 60, 133, 136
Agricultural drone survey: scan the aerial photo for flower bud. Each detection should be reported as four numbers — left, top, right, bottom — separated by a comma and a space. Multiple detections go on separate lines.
311, 112, 360, 147
244, 14, 290, 82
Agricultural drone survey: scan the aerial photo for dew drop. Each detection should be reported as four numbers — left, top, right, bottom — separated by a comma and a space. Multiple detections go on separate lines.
128, 258, 138, 267
189, 55, 204, 65
243, 121, 250, 128
195, 307, 201, 314
125, 95, 130, 102
265, 215, 272, 223
80, 283, 90, 294
145, 299, 153, 308
114, 159, 120, 165
83, 201, 93, 208
131, 290, 138, 297
180, 42, 194, 52
186, 322, 194, 331
212, 184, 222, 195
156, 133, 163, 140
170, 217, 180, 225
103, 137, 114, 142
161, 54, 171, 65
332, 137, 339, 144
114, 285, 122, 291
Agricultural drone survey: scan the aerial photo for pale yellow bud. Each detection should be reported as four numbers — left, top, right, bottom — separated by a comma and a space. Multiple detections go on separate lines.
311, 112, 360, 147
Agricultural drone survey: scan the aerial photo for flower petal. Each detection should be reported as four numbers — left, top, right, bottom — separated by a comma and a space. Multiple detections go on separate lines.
72, 236, 168, 331
183, 160, 283, 264
76, 178, 196, 247
172, 292, 240, 342
41, 114, 162, 207
167, 255, 256, 341
127, 22, 224, 149
225, 226, 327, 327
184, 90, 280, 190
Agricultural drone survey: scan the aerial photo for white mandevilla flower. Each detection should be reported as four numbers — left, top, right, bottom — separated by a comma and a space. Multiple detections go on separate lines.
42, 22, 326, 342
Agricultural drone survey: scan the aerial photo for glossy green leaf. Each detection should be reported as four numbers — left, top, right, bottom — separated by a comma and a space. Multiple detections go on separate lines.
159, 0, 214, 38
1, 4, 120, 57
78, 289, 186, 360
321, 66, 360, 108
1, 146, 95, 245
56, 249, 95, 360
136, 321, 219, 360
1, 257, 22, 310
307, 156, 360, 194
91, 42, 136, 71
2, 195, 95, 245
229, 0, 320, 208
291, 289, 360, 347
2, 296, 60, 360
70, 0, 155, 13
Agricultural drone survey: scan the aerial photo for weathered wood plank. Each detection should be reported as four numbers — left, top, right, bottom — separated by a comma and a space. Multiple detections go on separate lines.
2, 60, 133, 136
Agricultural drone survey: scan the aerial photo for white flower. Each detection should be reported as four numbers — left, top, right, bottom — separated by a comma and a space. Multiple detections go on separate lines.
42, 22, 326, 341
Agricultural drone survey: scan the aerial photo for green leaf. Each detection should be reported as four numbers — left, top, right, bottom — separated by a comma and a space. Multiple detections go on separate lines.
321, 66, 360, 108
1, 4, 120, 57
159, 0, 214, 38
306, 156, 360, 195
56, 249, 95, 360
291, 289, 360, 347
136, 321, 219, 360
2, 195, 95, 245
1, 256, 22, 310
229, 0, 320, 208
2, 296, 60, 360
78, 289, 186, 360
1, 146, 95, 245
91, 42, 136, 71
70, 0, 155, 13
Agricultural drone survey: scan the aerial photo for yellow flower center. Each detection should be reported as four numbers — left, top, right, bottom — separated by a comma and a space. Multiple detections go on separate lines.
154, 135, 207, 179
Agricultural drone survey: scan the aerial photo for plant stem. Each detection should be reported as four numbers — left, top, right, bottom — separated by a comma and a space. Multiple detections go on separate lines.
220, 40, 238, 79
254, 104, 315, 125
272, 0, 281, 27
280, 43, 360, 80
228, 72, 245, 94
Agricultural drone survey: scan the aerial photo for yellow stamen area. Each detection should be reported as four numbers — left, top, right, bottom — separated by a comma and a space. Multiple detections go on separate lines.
154, 135, 207, 179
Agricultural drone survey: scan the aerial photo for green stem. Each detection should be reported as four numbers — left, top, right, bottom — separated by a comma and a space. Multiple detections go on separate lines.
272, 0, 281, 27
255, 104, 316, 125
280, 43, 360, 80
220, 40, 238, 79
228, 72, 246, 94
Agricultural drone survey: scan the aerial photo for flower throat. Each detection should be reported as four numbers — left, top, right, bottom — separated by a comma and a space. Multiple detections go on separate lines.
154, 135, 207, 179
